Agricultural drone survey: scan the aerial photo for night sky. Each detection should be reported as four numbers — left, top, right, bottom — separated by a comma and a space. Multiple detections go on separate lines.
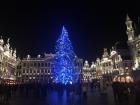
0, 1, 139, 61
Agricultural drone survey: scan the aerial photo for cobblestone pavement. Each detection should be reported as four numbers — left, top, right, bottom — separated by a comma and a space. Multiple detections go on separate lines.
9, 88, 108, 105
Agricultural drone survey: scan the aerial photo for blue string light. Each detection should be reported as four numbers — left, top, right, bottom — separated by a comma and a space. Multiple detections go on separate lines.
54, 26, 78, 85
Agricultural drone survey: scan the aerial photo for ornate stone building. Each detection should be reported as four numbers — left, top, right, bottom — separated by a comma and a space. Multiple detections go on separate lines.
94, 47, 133, 81
82, 47, 131, 82
18, 54, 83, 83
126, 14, 140, 70
98, 48, 123, 74
82, 60, 96, 82
0, 37, 19, 82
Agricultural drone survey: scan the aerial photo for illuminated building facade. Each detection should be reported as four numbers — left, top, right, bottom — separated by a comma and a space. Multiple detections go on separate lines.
126, 15, 140, 70
19, 54, 55, 83
94, 47, 133, 81
82, 61, 96, 82
99, 48, 123, 75
0, 37, 19, 81
82, 48, 132, 82
19, 53, 83, 83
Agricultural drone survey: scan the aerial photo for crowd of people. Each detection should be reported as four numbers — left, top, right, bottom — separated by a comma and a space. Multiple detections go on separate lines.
0, 80, 140, 105
0, 82, 83, 105
0, 83, 17, 105
101, 81, 140, 105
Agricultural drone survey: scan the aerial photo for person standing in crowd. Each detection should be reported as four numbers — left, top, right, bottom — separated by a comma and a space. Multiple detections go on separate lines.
100, 79, 105, 94
82, 83, 88, 105
121, 83, 129, 105
106, 83, 115, 105
127, 82, 136, 105
90, 80, 93, 90
112, 81, 119, 103
82, 83, 87, 98
135, 81, 140, 105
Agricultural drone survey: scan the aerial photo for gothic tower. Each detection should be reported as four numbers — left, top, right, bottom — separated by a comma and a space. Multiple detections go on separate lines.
125, 14, 135, 41
126, 14, 138, 69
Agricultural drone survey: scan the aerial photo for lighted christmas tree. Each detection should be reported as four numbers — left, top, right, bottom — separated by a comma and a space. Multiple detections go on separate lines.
54, 26, 78, 85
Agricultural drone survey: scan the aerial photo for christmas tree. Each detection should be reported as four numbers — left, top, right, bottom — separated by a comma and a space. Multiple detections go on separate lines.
54, 26, 78, 85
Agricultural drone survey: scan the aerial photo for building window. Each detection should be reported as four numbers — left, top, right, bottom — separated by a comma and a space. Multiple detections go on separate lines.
48, 69, 51, 73
34, 70, 36, 73
50, 63, 53, 68
26, 69, 29, 73
41, 63, 44, 67
23, 69, 25, 73
34, 63, 37, 66
138, 51, 140, 55
30, 69, 32, 73
23, 63, 26, 67
30, 63, 33, 67
45, 69, 47, 73
41, 69, 44, 73
37, 69, 39, 73
45, 63, 47, 67
48, 63, 50, 67
27, 63, 29, 68
51, 69, 53, 73
116, 64, 118, 68
38, 63, 40, 67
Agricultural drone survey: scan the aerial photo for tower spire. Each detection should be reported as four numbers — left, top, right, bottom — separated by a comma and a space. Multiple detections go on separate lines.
125, 14, 135, 41
126, 14, 131, 21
